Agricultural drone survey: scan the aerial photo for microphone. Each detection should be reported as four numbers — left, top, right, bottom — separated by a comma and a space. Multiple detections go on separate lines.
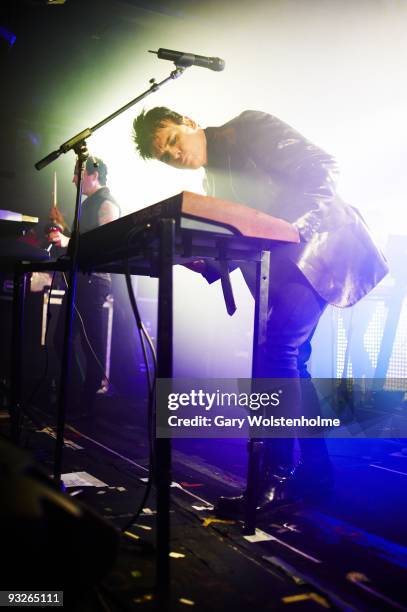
149, 48, 225, 72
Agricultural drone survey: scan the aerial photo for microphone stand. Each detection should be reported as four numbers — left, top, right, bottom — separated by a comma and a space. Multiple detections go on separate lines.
34, 65, 187, 484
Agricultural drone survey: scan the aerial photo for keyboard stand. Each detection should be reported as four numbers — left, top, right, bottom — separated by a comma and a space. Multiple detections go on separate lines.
9, 211, 282, 609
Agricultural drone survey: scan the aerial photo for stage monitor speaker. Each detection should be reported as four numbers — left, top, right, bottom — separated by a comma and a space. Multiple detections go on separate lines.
0, 438, 119, 595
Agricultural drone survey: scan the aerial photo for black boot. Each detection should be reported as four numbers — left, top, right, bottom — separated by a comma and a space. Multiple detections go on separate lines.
215, 466, 295, 520
216, 438, 295, 519
215, 460, 335, 519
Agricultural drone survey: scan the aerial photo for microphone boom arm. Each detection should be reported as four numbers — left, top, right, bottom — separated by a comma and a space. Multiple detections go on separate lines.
35, 65, 186, 172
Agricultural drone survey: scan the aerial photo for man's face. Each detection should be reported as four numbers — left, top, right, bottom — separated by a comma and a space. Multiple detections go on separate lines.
72, 169, 98, 196
152, 119, 207, 170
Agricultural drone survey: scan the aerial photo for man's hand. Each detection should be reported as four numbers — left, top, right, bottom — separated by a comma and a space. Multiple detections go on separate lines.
48, 230, 70, 248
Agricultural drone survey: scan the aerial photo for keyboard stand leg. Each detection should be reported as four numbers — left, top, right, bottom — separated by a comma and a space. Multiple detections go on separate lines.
156, 218, 174, 611
244, 250, 270, 535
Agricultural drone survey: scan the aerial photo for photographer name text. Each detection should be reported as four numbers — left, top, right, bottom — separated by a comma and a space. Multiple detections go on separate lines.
168, 414, 341, 429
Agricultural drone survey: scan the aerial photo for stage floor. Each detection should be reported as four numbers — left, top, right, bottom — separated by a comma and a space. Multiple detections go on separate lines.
1, 396, 406, 611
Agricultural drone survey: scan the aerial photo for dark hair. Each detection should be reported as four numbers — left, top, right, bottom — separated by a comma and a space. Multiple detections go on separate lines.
132, 107, 184, 160
85, 156, 107, 184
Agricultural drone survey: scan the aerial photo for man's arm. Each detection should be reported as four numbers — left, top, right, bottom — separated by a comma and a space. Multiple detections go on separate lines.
48, 200, 119, 247
241, 111, 338, 196
98, 200, 120, 226
240, 111, 339, 241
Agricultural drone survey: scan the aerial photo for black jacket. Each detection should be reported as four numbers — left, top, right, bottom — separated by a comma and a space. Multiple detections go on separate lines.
204, 111, 388, 307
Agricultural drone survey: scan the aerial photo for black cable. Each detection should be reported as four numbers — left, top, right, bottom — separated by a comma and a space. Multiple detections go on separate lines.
122, 267, 155, 531
120, 226, 158, 532
123, 262, 156, 468
61, 272, 113, 390
124, 225, 158, 372
124, 224, 157, 393
124, 265, 157, 389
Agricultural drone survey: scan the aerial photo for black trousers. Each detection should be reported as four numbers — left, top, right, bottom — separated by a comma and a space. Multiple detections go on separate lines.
55, 273, 110, 412
258, 257, 330, 470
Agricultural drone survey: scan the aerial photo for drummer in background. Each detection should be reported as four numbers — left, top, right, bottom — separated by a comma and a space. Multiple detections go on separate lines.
47, 156, 120, 417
